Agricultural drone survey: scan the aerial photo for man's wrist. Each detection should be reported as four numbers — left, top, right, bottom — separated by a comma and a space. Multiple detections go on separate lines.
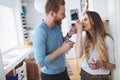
67, 33, 71, 38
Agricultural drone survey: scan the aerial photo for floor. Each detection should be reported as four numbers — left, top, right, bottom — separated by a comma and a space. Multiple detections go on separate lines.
67, 58, 83, 80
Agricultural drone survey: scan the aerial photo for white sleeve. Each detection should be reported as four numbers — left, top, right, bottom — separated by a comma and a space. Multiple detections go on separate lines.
105, 36, 115, 64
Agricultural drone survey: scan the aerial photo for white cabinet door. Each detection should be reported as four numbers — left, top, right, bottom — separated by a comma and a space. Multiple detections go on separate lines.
0, 49, 6, 80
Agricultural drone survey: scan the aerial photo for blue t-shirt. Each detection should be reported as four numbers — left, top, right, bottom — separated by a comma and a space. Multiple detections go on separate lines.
32, 22, 66, 74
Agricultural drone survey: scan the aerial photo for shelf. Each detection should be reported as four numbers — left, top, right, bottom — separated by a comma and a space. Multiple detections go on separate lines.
21, 12, 28, 41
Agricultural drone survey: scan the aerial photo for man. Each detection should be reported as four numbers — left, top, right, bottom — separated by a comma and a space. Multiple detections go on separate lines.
32, 0, 76, 80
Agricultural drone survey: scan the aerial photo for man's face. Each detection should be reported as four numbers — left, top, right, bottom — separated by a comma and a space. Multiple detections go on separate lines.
53, 5, 66, 25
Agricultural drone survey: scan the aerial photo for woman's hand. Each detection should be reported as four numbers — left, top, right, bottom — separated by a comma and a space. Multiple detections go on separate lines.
88, 60, 104, 70
75, 20, 83, 33
68, 26, 77, 36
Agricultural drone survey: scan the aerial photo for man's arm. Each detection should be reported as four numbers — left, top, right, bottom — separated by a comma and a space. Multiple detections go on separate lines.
32, 27, 74, 67
64, 26, 76, 41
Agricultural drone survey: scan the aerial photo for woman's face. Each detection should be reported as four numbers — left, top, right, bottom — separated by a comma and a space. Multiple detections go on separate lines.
82, 14, 93, 31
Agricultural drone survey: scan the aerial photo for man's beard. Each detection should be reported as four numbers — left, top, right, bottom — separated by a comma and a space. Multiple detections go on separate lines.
54, 17, 62, 25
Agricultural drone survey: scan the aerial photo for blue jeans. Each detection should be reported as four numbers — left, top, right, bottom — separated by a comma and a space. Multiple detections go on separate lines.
41, 67, 70, 80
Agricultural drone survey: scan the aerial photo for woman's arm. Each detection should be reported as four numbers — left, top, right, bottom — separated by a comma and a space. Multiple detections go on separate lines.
75, 20, 83, 58
104, 62, 115, 70
106, 36, 115, 70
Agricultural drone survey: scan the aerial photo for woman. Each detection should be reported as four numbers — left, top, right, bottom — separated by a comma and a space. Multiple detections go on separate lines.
75, 11, 115, 80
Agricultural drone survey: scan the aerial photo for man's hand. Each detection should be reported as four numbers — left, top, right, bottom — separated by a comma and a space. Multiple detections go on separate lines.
60, 40, 75, 53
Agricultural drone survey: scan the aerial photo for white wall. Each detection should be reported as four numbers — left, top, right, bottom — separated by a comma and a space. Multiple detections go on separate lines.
93, 0, 108, 19
88, 0, 108, 20
25, 0, 45, 29
108, 0, 120, 80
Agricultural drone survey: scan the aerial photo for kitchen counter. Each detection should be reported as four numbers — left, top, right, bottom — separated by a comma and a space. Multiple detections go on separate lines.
2, 46, 33, 74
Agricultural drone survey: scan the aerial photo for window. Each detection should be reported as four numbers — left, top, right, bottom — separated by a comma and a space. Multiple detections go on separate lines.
0, 5, 18, 53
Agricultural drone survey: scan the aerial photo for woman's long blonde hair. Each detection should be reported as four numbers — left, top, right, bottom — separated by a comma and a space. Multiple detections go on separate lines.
84, 11, 112, 62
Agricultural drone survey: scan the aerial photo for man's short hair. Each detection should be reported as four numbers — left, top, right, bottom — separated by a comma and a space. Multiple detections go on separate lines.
45, 0, 65, 14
